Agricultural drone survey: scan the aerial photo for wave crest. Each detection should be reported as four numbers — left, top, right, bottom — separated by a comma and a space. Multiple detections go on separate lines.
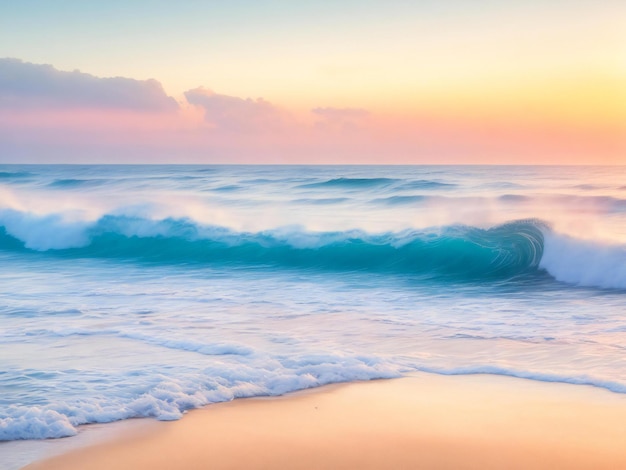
0, 210, 547, 280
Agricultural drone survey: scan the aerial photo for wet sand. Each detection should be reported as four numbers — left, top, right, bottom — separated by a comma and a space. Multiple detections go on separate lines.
25, 373, 626, 469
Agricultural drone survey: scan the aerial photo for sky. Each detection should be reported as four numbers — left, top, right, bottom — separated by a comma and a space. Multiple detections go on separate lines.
0, 0, 624, 164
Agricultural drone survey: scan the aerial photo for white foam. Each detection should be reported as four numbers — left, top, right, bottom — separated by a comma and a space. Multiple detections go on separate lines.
540, 232, 626, 289
413, 365, 626, 394
119, 332, 256, 356
0, 209, 90, 251
0, 355, 401, 441
0, 408, 77, 441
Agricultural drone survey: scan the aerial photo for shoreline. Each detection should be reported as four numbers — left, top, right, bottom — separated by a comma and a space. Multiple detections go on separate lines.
23, 372, 626, 469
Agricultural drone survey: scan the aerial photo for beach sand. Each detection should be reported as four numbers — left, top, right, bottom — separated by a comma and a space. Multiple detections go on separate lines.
25, 373, 626, 470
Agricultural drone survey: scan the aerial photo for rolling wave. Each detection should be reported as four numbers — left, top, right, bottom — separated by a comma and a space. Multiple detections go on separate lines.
0, 211, 545, 279
298, 177, 399, 189
47, 178, 110, 188
298, 177, 456, 191
397, 180, 456, 190
0, 171, 33, 179
1, 209, 623, 288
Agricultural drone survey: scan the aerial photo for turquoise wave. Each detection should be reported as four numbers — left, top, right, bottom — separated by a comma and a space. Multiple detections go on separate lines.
297, 177, 400, 190
0, 214, 546, 279
47, 178, 110, 188
0, 171, 33, 179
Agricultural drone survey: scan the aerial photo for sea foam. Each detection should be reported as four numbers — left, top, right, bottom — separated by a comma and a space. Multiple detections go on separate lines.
1, 353, 401, 440
540, 233, 626, 289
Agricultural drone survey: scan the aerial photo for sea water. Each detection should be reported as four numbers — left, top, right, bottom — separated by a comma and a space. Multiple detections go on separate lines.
1, 165, 625, 466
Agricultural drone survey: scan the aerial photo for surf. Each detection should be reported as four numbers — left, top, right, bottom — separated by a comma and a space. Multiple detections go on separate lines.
0, 211, 546, 279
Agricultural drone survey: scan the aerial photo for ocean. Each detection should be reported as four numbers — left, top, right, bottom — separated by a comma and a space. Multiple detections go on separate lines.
1, 165, 625, 466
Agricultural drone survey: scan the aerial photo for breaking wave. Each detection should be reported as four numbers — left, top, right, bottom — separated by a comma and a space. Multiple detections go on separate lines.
0, 211, 546, 280
1, 206, 624, 289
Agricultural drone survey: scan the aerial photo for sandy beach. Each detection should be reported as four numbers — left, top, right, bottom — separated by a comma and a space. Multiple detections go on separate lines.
25, 373, 626, 470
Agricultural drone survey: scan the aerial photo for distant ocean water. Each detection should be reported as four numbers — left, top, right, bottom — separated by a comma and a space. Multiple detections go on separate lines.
1, 165, 625, 452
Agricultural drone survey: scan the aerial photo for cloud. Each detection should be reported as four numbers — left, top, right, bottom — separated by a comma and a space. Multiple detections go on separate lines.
184, 87, 288, 132
0, 58, 178, 112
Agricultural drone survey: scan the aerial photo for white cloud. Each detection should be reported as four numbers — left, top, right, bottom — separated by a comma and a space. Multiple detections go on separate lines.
0, 58, 178, 112
184, 87, 289, 132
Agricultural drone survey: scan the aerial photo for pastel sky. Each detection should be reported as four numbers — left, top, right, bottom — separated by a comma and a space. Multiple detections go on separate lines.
1, 0, 624, 164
